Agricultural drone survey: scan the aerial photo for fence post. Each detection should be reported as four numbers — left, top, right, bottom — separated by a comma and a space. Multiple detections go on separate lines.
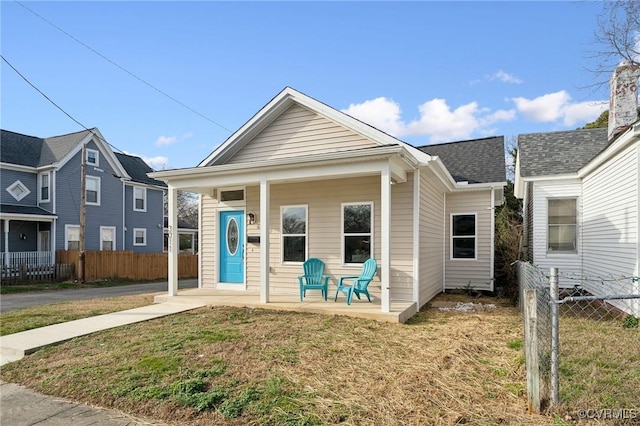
523, 288, 541, 413
549, 267, 559, 406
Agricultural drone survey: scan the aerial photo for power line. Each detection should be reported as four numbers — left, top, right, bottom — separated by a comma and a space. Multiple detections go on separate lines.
2, 54, 126, 156
14, 0, 233, 133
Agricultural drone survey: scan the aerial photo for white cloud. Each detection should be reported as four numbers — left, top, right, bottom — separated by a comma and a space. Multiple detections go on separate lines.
342, 97, 515, 143
155, 132, 193, 147
511, 90, 607, 126
342, 97, 406, 136
491, 70, 523, 84
155, 136, 177, 147
142, 155, 169, 170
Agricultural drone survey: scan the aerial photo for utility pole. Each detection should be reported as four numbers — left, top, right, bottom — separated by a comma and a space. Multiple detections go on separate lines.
78, 142, 86, 284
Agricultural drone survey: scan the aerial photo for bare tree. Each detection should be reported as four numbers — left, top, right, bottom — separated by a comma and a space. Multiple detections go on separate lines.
163, 190, 198, 228
588, 0, 639, 85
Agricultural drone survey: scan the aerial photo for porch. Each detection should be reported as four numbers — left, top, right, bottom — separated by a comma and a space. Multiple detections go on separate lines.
1, 251, 53, 268
154, 288, 418, 323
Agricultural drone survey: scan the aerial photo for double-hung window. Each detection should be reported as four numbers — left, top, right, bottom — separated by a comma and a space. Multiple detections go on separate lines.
548, 198, 577, 252
451, 214, 477, 259
100, 226, 116, 251
86, 148, 99, 166
281, 205, 307, 263
39, 172, 50, 203
86, 176, 100, 205
66, 225, 80, 250
134, 228, 147, 246
342, 202, 372, 264
134, 187, 146, 211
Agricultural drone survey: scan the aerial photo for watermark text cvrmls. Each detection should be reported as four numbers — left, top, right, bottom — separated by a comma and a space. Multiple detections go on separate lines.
577, 409, 637, 420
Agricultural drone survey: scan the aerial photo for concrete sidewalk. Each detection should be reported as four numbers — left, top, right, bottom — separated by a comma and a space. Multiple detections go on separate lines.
0, 381, 166, 425
0, 302, 207, 366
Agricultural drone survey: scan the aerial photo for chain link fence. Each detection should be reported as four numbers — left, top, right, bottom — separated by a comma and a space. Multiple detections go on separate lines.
518, 262, 640, 423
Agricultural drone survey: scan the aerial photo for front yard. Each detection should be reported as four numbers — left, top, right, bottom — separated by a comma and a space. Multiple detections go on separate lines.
0, 293, 553, 425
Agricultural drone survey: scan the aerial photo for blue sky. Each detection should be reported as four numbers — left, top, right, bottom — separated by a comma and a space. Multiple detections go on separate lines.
1, 1, 617, 169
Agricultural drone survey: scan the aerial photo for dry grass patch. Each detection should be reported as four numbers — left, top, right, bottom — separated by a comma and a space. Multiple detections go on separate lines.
0, 294, 154, 336
0, 294, 552, 425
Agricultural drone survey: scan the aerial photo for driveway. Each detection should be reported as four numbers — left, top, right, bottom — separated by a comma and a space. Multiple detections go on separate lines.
0, 279, 198, 313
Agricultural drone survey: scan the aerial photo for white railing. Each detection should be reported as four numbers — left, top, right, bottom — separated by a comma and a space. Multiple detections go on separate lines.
0, 251, 53, 267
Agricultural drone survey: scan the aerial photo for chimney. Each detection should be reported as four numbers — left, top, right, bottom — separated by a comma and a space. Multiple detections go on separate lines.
608, 61, 640, 141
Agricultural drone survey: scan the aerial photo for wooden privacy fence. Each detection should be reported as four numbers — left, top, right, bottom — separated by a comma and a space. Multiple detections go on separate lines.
56, 250, 198, 281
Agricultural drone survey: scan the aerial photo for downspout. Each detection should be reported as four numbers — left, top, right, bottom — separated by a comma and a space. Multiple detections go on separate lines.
3, 219, 9, 267
412, 170, 421, 306
198, 193, 203, 289
490, 187, 495, 291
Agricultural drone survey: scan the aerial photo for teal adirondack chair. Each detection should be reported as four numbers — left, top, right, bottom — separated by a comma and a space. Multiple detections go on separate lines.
298, 258, 330, 301
334, 258, 377, 305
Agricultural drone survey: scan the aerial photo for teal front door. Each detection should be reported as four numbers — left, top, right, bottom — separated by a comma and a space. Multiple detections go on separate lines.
220, 211, 244, 283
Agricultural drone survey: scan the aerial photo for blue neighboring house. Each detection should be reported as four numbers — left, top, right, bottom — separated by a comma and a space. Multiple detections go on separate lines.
0, 128, 167, 268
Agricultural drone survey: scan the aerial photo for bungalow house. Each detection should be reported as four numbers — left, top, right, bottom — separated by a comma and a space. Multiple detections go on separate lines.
514, 62, 640, 316
150, 87, 506, 320
0, 128, 167, 270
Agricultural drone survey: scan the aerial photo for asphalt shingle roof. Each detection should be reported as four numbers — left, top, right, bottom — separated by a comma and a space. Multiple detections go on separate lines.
517, 128, 609, 177
0, 130, 44, 167
115, 153, 166, 187
0, 204, 56, 216
417, 136, 506, 184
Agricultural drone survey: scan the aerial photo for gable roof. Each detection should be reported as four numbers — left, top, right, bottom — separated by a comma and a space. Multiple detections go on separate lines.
115, 153, 166, 187
0, 130, 45, 167
417, 137, 506, 184
517, 128, 609, 177
198, 87, 434, 167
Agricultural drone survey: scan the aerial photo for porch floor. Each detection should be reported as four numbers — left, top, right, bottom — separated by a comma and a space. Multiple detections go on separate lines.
154, 288, 418, 323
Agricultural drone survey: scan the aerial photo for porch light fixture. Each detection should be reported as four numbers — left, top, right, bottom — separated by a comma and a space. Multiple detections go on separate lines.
19, 233, 27, 240
247, 213, 256, 225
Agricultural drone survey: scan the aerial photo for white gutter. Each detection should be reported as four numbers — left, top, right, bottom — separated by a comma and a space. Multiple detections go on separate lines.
151, 145, 409, 181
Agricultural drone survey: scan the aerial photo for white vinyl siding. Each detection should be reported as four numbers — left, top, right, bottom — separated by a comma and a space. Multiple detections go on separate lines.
531, 180, 582, 276
389, 174, 414, 303
226, 104, 378, 164
200, 194, 217, 287
444, 191, 493, 291
582, 143, 638, 315
418, 168, 446, 305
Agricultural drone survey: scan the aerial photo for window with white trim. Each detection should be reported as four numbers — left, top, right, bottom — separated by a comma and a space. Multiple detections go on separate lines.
134, 228, 147, 246
134, 187, 146, 211
100, 226, 116, 251
342, 202, 372, 264
7, 180, 30, 201
548, 198, 577, 253
66, 225, 80, 250
281, 205, 307, 263
39, 172, 50, 203
86, 176, 100, 205
451, 213, 476, 259
86, 148, 99, 166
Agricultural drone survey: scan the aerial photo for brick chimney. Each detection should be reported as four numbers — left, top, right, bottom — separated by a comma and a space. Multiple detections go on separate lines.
608, 61, 640, 141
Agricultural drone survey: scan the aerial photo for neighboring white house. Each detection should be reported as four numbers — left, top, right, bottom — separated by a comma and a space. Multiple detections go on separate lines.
514, 63, 640, 316
151, 87, 506, 321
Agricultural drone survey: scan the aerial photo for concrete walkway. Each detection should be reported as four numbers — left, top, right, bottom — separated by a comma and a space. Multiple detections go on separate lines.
0, 381, 166, 425
0, 302, 206, 366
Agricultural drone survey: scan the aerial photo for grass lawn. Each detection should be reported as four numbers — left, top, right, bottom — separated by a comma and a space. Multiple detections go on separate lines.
0, 293, 554, 425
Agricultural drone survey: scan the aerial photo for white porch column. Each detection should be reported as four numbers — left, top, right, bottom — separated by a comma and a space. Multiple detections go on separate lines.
3, 219, 9, 267
167, 185, 179, 296
260, 179, 270, 303
381, 165, 391, 313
